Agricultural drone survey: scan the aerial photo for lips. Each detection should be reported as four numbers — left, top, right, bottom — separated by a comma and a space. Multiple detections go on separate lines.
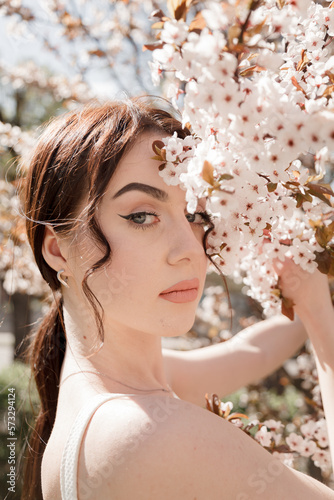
159, 278, 199, 303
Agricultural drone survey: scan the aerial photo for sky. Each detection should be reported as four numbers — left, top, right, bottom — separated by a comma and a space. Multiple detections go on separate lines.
0, 1, 156, 100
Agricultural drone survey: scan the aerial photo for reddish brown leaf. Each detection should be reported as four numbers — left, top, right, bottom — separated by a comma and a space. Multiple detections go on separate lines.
321, 84, 334, 98
212, 394, 222, 416
314, 249, 332, 274
329, 250, 334, 276
151, 140, 167, 166
239, 65, 267, 76
276, 0, 286, 8
306, 182, 334, 197
293, 191, 312, 208
152, 140, 164, 151
202, 160, 215, 186
228, 24, 242, 46
304, 396, 323, 408
167, 0, 193, 21
152, 139, 165, 155
269, 444, 291, 453
205, 393, 212, 412
291, 76, 306, 95
281, 296, 295, 321
325, 71, 334, 85
296, 49, 309, 71
284, 181, 300, 188
88, 49, 106, 58
150, 9, 166, 20
244, 19, 267, 39
295, 193, 304, 208
189, 11, 206, 32
227, 412, 249, 421
315, 221, 334, 247
143, 42, 164, 52
271, 288, 282, 298
61, 11, 82, 29
267, 182, 277, 193
151, 21, 165, 30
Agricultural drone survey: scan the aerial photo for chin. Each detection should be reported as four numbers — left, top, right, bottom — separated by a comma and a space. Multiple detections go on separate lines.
158, 312, 196, 338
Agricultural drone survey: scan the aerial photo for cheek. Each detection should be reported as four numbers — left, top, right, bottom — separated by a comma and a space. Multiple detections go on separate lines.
91, 250, 150, 307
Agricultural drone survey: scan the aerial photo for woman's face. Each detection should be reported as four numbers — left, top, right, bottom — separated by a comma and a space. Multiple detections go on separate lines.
68, 132, 209, 338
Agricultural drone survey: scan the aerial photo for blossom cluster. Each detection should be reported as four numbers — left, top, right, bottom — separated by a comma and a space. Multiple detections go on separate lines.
149, 0, 334, 316
0, 181, 48, 296
0, 61, 93, 103
0, 121, 35, 157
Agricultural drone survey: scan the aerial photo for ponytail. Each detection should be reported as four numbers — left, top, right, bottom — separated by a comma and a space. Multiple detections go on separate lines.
21, 295, 66, 500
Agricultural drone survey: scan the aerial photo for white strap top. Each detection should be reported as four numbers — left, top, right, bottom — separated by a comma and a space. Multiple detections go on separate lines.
60, 392, 136, 500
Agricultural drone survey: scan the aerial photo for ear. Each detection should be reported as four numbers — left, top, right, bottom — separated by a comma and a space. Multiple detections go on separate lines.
42, 225, 70, 274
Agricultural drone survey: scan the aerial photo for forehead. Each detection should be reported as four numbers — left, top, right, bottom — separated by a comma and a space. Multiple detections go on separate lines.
109, 132, 171, 193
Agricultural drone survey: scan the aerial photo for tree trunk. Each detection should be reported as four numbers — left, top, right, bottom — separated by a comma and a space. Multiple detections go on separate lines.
11, 292, 31, 359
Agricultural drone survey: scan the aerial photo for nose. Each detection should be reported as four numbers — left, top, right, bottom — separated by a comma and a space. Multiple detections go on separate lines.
166, 217, 207, 266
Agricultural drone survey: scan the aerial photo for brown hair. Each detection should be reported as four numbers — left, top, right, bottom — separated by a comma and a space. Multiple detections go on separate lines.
21, 97, 193, 500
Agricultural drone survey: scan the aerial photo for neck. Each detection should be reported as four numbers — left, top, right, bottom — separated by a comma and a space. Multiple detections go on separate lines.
60, 304, 170, 392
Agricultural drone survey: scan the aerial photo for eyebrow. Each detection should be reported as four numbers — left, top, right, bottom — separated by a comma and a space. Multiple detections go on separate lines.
112, 182, 168, 202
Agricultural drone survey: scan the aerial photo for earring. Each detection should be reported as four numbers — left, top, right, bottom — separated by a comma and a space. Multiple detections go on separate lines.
57, 269, 69, 288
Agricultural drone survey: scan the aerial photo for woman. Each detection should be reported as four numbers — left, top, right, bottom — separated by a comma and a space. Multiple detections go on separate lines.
21, 98, 334, 499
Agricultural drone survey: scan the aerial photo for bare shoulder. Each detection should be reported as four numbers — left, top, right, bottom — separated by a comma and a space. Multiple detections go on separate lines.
78, 394, 334, 500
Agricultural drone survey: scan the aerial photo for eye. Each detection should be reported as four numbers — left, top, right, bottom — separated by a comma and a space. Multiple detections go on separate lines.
186, 211, 212, 226
118, 211, 160, 228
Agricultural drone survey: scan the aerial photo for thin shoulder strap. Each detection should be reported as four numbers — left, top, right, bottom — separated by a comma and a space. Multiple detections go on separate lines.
60, 392, 135, 500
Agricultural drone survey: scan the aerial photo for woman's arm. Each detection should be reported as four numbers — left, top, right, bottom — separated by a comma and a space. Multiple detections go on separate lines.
163, 313, 307, 406
276, 258, 334, 473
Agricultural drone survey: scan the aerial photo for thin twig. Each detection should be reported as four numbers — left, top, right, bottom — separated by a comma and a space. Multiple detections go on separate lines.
238, 0, 261, 45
